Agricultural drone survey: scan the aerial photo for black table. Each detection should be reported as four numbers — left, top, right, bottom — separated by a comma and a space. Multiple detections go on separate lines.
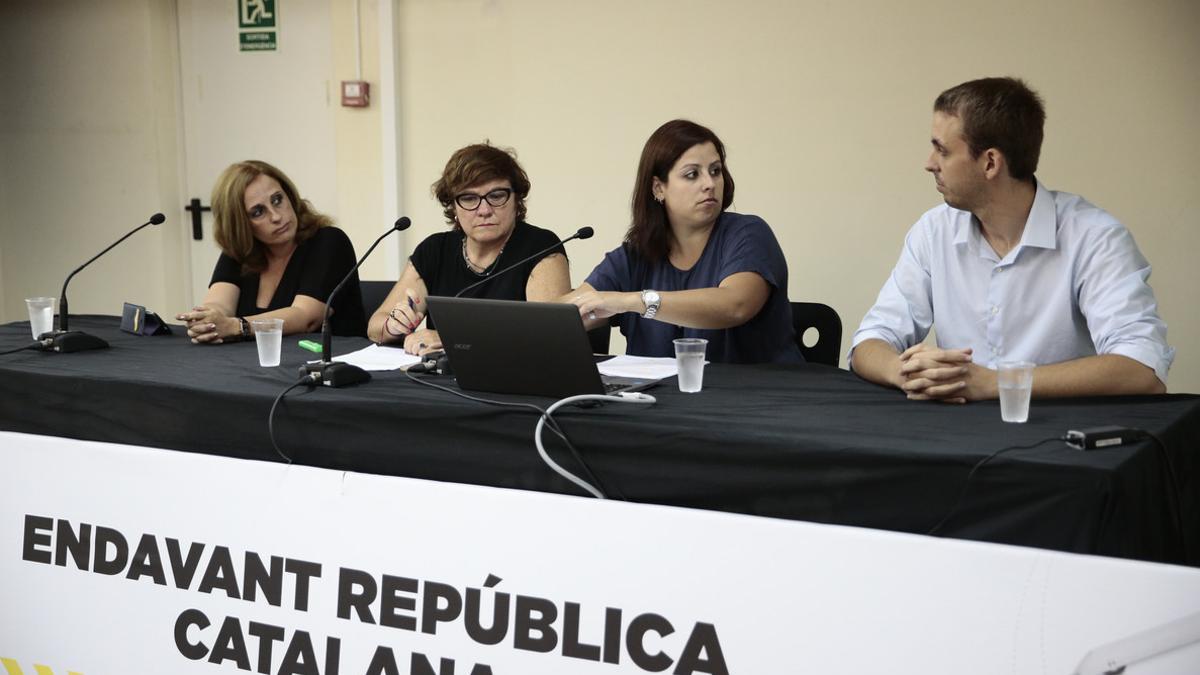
1, 316, 1196, 566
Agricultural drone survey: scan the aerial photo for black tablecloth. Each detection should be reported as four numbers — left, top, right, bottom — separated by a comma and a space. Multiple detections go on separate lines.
1, 316, 1196, 565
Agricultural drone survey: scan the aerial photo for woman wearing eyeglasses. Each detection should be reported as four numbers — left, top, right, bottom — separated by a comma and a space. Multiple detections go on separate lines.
367, 143, 571, 354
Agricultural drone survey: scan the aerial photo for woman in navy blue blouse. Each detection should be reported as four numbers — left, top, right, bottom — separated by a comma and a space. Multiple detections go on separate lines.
568, 120, 802, 364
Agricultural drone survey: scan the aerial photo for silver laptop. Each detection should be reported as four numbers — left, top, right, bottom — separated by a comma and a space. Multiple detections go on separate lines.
426, 296, 659, 398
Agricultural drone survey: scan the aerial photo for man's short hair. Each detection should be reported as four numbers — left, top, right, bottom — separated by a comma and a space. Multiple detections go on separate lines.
934, 77, 1046, 181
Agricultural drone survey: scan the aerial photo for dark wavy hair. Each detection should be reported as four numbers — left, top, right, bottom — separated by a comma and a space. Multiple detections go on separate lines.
431, 142, 531, 229
211, 160, 331, 274
625, 120, 735, 263
934, 77, 1046, 181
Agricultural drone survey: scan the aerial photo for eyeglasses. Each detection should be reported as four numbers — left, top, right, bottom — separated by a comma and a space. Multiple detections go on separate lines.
454, 188, 513, 211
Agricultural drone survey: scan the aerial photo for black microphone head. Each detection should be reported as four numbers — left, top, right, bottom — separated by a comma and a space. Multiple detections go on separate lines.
394, 216, 412, 231
577, 226, 595, 239
149, 213, 166, 225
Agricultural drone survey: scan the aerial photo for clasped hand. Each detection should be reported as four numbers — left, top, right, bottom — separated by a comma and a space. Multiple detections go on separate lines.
175, 305, 231, 344
898, 344, 996, 403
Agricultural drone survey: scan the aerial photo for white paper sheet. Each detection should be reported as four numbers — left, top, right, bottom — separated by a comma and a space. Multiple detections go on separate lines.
596, 354, 680, 380
331, 343, 422, 371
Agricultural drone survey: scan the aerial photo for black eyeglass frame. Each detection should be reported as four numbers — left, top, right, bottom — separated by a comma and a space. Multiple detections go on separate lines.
454, 187, 514, 211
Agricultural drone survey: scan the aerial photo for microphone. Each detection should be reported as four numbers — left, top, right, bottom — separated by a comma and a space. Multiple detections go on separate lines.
301, 217, 411, 387
453, 226, 594, 298
40, 212, 166, 353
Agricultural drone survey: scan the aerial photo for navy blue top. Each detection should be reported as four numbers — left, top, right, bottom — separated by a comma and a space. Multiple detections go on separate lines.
585, 211, 802, 364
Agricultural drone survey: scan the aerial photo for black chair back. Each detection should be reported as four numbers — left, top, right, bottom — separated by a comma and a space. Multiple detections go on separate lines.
791, 302, 842, 367
588, 323, 611, 355
360, 280, 394, 318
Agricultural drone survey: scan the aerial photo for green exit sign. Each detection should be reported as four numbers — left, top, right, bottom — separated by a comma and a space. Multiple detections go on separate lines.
238, 0, 276, 29
239, 31, 277, 51
238, 0, 277, 52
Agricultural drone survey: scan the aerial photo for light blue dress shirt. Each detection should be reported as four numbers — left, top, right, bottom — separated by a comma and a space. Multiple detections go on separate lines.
852, 181, 1174, 383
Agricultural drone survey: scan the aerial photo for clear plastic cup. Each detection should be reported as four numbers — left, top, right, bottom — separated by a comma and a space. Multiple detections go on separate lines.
25, 297, 56, 339
673, 338, 709, 393
251, 318, 284, 367
998, 361, 1035, 423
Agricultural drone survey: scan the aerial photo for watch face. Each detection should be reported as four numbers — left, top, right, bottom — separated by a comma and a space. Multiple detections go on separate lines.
642, 290, 661, 318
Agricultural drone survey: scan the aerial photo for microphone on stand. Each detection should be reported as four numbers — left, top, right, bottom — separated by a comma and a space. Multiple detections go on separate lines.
301, 217, 411, 387
453, 226, 593, 298
39, 212, 166, 353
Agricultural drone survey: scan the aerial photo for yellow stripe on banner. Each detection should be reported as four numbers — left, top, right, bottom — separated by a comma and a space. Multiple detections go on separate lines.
0, 658, 23, 675
35, 666, 54, 675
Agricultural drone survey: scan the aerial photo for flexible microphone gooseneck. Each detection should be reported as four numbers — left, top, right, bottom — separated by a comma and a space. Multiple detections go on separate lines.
453, 226, 594, 298
301, 216, 411, 387
40, 212, 166, 353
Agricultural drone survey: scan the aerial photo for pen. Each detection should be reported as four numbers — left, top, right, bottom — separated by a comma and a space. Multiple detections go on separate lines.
407, 294, 419, 330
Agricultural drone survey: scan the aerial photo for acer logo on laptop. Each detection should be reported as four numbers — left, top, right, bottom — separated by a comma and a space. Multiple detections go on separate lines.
454, 343, 472, 350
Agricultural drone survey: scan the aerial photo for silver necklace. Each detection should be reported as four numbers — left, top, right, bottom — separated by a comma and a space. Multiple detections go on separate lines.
462, 236, 503, 277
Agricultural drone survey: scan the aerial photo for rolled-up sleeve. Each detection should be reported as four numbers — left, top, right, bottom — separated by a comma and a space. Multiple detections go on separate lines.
585, 245, 633, 293
850, 221, 936, 365
1076, 222, 1174, 384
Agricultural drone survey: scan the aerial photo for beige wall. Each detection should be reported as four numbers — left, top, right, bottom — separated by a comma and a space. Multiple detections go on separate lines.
0, 0, 185, 324
331, 0, 390, 281
395, 0, 1200, 392
1, 0, 1196, 393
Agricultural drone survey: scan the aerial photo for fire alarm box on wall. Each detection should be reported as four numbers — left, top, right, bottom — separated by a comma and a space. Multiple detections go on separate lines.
341, 80, 370, 107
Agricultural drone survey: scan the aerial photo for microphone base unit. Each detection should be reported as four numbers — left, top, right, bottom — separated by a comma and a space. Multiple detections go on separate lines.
300, 360, 371, 388
37, 331, 110, 353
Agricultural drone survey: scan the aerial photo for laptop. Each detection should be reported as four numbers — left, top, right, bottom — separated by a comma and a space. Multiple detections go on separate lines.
425, 296, 661, 398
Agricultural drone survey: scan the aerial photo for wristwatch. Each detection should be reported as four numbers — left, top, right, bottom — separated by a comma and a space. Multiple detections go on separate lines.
640, 290, 661, 320
238, 317, 251, 340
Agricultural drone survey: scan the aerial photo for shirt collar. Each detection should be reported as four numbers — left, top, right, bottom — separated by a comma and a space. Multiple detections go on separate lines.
1020, 178, 1057, 250
953, 178, 1057, 256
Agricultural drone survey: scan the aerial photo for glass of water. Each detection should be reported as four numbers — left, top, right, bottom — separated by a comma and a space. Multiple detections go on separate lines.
998, 361, 1035, 423
250, 318, 284, 367
25, 297, 56, 339
673, 338, 709, 393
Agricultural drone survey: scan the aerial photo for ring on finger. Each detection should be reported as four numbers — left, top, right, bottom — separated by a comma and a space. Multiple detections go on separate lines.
588, 312, 596, 320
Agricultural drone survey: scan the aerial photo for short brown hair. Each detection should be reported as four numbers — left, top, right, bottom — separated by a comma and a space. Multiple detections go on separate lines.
431, 143, 531, 228
210, 160, 331, 274
934, 77, 1046, 181
626, 120, 735, 263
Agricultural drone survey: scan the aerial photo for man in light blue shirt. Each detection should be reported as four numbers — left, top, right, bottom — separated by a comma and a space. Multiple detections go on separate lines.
851, 77, 1173, 401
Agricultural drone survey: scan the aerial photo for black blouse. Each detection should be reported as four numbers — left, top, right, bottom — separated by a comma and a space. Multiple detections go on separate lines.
209, 226, 366, 337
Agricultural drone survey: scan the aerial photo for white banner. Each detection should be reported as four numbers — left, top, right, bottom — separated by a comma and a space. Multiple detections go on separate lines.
2, 430, 1198, 675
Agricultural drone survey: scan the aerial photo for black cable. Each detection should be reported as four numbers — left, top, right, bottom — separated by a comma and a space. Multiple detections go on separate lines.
268, 376, 318, 464
0, 343, 39, 356
1140, 429, 1189, 563
926, 436, 1065, 536
402, 370, 622, 499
